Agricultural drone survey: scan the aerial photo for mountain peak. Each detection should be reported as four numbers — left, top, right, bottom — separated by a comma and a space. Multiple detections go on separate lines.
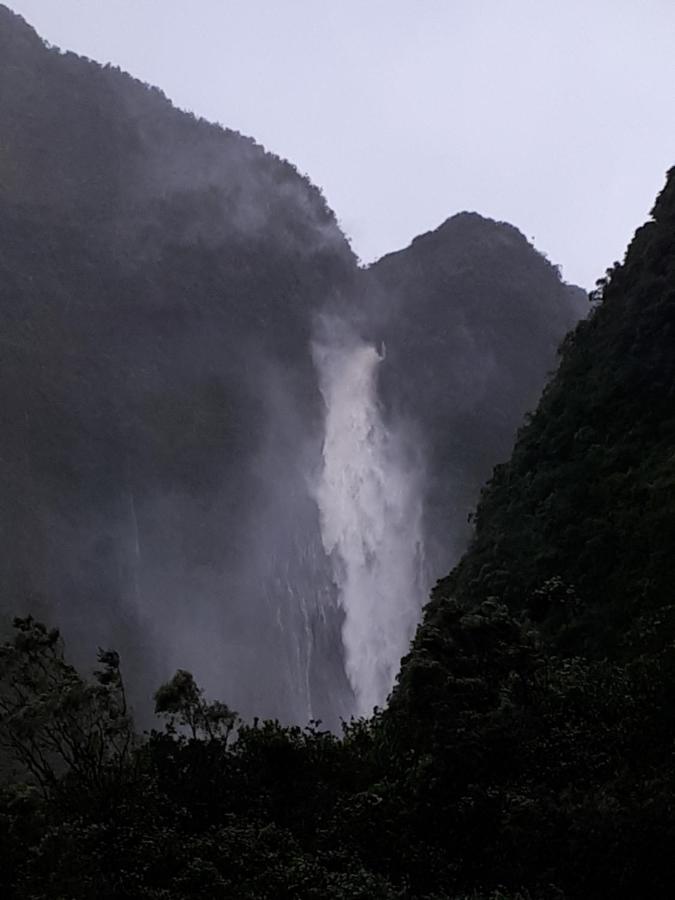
411, 210, 531, 254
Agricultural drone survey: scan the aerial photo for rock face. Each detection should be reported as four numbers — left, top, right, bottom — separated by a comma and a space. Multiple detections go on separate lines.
0, 4, 584, 723
0, 3, 357, 724
366, 213, 587, 577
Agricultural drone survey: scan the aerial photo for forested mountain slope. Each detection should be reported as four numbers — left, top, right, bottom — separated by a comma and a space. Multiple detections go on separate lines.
419, 167, 675, 657
383, 167, 675, 897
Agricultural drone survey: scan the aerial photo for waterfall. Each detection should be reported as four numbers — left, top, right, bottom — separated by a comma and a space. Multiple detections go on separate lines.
313, 334, 425, 716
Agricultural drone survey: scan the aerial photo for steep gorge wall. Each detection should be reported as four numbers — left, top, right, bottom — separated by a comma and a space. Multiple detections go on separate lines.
0, 4, 585, 724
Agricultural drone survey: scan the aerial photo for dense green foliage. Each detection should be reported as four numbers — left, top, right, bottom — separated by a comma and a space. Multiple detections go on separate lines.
384, 166, 675, 895
430, 168, 675, 658
4, 601, 675, 897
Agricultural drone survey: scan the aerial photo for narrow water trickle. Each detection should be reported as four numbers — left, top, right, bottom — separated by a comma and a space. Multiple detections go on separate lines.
312, 333, 425, 716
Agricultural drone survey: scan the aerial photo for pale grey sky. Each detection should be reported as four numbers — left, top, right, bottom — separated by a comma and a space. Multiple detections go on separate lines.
7, 0, 675, 287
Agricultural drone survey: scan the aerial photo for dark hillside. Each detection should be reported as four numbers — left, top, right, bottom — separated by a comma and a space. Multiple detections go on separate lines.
368, 213, 586, 571
381, 168, 675, 897
422, 168, 675, 657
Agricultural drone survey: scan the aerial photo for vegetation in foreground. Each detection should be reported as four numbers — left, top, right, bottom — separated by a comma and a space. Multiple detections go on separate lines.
2, 601, 675, 899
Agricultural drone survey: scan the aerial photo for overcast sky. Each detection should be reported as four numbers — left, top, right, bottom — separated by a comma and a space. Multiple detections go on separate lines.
8, 0, 675, 287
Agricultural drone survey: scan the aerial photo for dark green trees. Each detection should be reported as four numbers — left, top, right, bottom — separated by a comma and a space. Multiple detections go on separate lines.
154, 669, 238, 741
0, 617, 133, 795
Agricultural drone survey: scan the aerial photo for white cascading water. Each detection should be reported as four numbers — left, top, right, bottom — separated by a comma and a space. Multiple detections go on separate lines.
313, 335, 425, 716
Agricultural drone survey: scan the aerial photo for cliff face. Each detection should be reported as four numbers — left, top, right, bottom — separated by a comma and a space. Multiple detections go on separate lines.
366, 213, 586, 575
0, 4, 357, 723
0, 4, 584, 724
